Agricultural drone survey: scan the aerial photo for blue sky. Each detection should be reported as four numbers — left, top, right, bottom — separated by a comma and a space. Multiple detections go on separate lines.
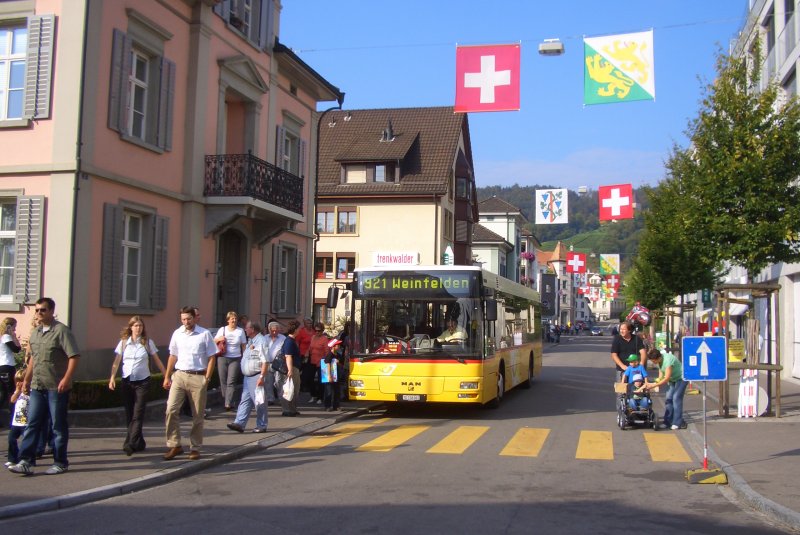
279, 1, 748, 191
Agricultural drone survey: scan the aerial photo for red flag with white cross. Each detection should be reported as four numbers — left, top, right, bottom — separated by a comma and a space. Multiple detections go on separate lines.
598, 184, 634, 221
604, 274, 621, 289
566, 252, 587, 273
455, 44, 520, 113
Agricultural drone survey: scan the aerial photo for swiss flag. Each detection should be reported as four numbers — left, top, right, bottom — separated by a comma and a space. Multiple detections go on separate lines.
455, 44, 520, 113
566, 252, 586, 273
604, 274, 621, 289
598, 184, 634, 221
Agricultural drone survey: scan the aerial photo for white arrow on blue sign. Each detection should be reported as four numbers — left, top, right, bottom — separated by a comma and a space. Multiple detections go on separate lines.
682, 336, 728, 381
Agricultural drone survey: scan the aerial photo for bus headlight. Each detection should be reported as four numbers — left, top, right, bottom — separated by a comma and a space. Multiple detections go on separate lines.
350, 379, 364, 388
460, 381, 478, 389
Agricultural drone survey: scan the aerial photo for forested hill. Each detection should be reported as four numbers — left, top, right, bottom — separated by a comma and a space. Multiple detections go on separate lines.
477, 185, 647, 261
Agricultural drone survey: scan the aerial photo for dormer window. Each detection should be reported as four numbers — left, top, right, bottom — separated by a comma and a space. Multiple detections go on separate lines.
344, 163, 396, 183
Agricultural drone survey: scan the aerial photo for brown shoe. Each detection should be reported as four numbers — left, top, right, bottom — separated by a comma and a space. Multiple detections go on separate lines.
188, 450, 200, 460
163, 446, 184, 460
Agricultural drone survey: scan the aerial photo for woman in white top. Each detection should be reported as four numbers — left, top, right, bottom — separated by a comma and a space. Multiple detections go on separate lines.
215, 311, 247, 411
108, 316, 166, 456
0, 317, 21, 419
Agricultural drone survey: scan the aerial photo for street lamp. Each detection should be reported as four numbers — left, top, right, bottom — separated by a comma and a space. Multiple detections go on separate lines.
312, 99, 345, 320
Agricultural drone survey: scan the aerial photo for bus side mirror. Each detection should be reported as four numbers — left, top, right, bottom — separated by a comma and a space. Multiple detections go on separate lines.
327, 286, 339, 308
485, 299, 498, 322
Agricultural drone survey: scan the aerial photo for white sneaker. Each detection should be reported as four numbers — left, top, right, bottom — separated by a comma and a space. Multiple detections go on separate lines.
45, 464, 68, 475
316, 399, 323, 405
3, 461, 12, 468
8, 460, 33, 475
657, 424, 668, 430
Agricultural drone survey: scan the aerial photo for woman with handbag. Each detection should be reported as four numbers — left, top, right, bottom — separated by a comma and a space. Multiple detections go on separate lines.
274, 320, 302, 417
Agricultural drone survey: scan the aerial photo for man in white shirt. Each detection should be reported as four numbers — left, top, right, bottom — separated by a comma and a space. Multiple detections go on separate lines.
227, 321, 269, 433
162, 306, 217, 461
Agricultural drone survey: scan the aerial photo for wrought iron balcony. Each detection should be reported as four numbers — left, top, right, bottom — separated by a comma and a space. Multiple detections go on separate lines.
204, 152, 304, 215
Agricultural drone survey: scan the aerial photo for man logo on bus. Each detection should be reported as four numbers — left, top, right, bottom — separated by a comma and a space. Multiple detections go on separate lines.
401, 381, 421, 389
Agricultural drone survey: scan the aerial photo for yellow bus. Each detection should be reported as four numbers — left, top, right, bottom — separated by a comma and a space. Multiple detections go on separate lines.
341, 266, 542, 406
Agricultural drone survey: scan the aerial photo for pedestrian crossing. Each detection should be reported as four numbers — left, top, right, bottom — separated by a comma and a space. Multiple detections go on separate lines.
287, 418, 693, 462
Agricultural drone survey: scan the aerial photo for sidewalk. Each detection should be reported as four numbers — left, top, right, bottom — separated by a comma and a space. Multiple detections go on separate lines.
2, 376, 800, 530
0, 391, 372, 520
680, 372, 800, 532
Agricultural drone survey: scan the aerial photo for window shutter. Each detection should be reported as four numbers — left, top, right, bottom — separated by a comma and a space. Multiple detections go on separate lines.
264, 0, 275, 51
23, 14, 55, 120
13, 196, 44, 304
275, 125, 285, 167
295, 250, 303, 314
455, 220, 469, 242
108, 29, 132, 133
156, 57, 176, 151
152, 215, 169, 310
271, 243, 281, 312
298, 139, 307, 178
100, 203, 124, 307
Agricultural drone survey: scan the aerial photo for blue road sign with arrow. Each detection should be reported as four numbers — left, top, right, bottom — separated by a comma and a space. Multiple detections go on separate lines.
682, 336, 728, 381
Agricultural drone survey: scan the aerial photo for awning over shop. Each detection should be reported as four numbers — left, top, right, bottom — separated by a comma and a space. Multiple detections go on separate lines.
698, 309, 713, 321
727, 303, 749, 316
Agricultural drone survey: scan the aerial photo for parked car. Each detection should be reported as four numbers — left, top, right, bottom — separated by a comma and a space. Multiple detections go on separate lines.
590, 327, 603, 336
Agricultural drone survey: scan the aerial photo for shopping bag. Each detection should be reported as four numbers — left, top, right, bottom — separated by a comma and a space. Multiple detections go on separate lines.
282, 376, 295, 402
254, 386, 265, 407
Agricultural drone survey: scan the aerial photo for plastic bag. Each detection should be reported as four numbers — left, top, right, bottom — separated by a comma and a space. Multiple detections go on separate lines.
254, 386, 265, 407
282, 376, 295, 402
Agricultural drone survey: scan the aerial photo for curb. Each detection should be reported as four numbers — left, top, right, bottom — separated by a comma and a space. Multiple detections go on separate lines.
683, 421, 800, 533
0, 406, 374, 521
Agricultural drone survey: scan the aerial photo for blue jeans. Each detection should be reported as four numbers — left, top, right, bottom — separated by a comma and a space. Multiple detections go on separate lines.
18, 389, 70, 467
233, 374, 267, 430
7, 425, 23, 463
663, 380, 688, 427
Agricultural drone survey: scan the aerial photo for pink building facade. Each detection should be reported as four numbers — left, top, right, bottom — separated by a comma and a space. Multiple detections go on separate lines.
0, 0, 342, 378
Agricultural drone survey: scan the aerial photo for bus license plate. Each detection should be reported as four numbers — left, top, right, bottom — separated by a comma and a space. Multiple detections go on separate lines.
397, 394, 426, 402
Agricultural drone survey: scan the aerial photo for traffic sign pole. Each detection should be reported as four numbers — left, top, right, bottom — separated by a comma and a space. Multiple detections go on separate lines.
682, 336, 728, 484
702, 381, 708, 470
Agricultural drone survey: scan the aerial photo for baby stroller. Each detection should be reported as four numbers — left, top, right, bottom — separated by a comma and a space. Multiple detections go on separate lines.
616, 380, 658, 431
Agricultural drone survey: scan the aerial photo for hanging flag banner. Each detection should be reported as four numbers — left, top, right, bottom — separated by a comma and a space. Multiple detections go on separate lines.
604, 274, 621, 289
455, 43, 521, 113
566, 252, 586, 273
599, 183, 634, 220
599, 254, 620, 274
584, 30, 655, 106
535, 188, 568, 224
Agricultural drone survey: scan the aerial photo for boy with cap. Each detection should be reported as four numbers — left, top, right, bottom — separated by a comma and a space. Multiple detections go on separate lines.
621, 354, 649, 410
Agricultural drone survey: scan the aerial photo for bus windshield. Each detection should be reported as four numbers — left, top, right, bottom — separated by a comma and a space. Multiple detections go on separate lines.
351, 296, 484, 358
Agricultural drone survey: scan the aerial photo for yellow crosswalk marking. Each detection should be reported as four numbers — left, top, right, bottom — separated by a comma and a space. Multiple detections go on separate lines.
287, 418, 390, 449
427, 425, 490, 454
356, 424, 430, 452
576, 430, 613, 460
499, 427, 550, 457
643, 432, 693, 462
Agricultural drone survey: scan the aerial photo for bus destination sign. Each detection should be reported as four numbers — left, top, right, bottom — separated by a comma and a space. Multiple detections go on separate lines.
357, 271, 478, 298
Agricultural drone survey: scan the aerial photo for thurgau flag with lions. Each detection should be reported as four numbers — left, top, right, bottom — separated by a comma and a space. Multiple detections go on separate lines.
584, 30, 654, 105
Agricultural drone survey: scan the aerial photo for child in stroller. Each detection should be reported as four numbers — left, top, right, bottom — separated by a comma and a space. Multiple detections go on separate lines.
617, 354, 658, 430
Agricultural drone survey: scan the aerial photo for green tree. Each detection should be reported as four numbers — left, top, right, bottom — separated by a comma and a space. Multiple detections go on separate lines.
671, 43, 800, 279
628, 177, 720, 309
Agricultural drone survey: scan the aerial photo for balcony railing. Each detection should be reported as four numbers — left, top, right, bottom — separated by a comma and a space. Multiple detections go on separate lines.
204, 152, 304, 215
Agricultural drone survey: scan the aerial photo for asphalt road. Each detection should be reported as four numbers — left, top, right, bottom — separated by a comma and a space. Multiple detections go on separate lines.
1, 337, 790, 534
